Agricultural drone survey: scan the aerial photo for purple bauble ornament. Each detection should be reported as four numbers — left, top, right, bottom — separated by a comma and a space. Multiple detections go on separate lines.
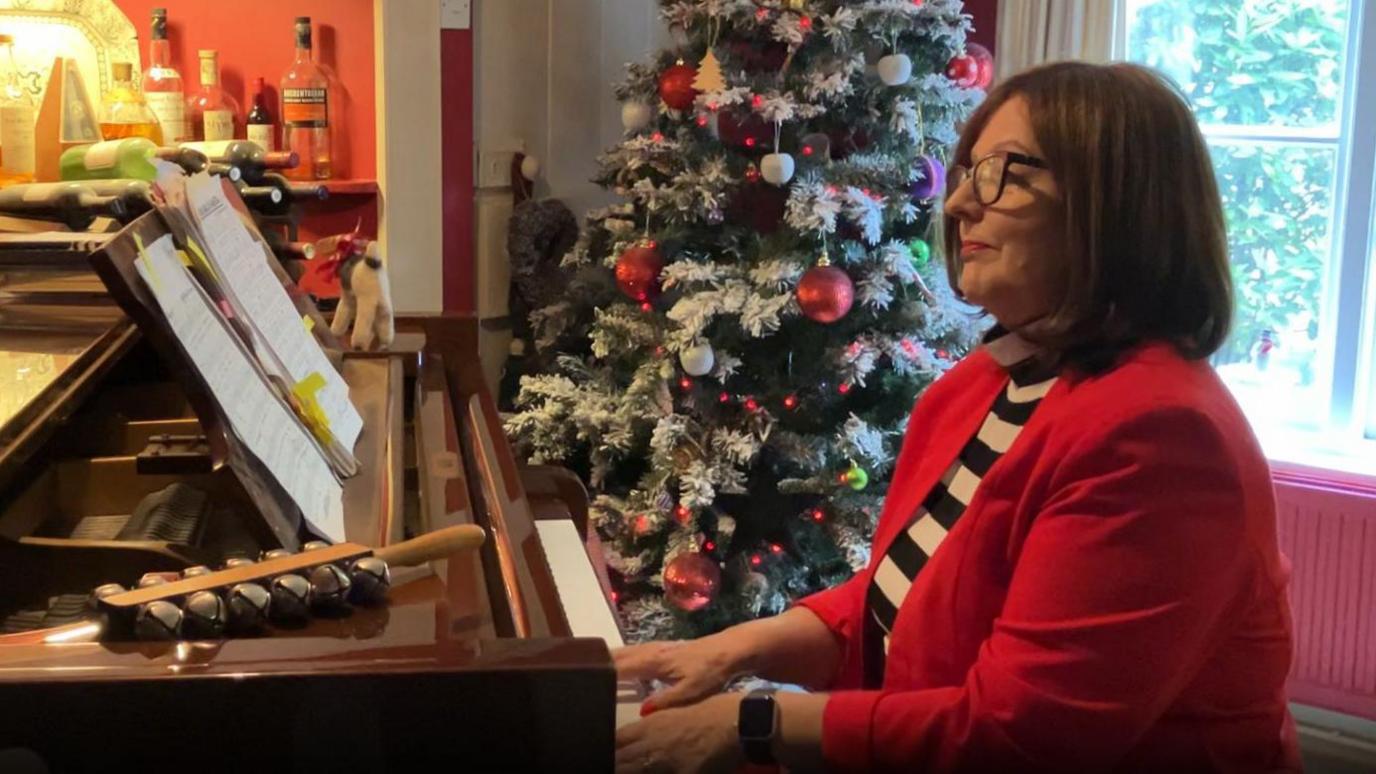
911, 156, 946, 201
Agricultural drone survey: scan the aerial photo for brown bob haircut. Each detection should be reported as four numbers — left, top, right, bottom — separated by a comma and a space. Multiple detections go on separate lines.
941, 61, 1232, 373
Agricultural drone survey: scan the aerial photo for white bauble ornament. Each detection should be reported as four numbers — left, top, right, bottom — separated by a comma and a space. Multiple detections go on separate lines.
621, 101, 654, 132
760, 153, 795, 186
877, 53, 913, 86
519, 154, 541, 181
680, 342, 715, 376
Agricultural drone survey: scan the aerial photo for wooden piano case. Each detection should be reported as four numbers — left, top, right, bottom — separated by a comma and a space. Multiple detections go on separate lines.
0, 214, 617, 769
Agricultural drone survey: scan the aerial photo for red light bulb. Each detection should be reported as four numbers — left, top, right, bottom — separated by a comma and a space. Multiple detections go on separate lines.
811, 509, 825, 522
838, 383, 852, 395
770, 543, 784, 554
751, 554, 763, 566
651, 131, 664, 142
783, 394, 798, 409
704, 540, 716, 551
719, 392, 731, 403
641, 302, 653, 312
679, 377, 692, 390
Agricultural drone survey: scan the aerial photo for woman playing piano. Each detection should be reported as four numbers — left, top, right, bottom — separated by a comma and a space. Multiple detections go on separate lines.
613, 61, 1301, 773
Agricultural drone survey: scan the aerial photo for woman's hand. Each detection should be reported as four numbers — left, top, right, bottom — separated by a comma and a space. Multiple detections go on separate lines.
615, 693, 743, 774
614, 636, 745, 711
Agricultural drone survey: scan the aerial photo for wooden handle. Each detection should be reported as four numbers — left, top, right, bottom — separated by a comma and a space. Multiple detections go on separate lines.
373, 524, 486, 567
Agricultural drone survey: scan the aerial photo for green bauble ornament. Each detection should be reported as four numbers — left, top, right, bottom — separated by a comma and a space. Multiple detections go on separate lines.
908, 238, 931, 268
845, 462, 869, 491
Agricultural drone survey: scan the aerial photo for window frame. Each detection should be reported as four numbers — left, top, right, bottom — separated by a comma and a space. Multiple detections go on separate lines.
1116, 0, 1376, 477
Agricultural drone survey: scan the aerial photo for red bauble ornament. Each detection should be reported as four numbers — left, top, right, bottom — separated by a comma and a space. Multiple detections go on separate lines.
616, 241, 664, 301
658, 63, 699, 111
966, 42, 995, 89
946, 54, 980, 88
797, 264, 855, 324
663, 552, 721, 612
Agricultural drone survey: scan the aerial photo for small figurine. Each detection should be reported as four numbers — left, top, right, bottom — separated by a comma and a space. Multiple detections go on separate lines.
315, 224, 395, 350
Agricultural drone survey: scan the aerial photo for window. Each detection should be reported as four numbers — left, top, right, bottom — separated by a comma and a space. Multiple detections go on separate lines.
1119, 0, 1376, 476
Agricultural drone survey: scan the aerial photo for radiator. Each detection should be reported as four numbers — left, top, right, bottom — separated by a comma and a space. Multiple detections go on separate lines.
1274, 473, 1376, 720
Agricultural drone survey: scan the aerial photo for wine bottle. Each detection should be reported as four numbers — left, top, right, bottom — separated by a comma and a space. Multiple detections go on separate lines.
263, 230, 317, 261
258, 171, 328, 203
60, 138, 160, 181
68, 178, 157, 219
280, 17, 333, 180
61, 139, 238, 182
0, 34, 36, 186
188, 50, 239, 142
0, 182, 129, 230
152, 146, 209, 175
181, 140, 298, 181
100, 62, 164, 144
233, 181, 286, 214
246, 78, 277, 152
142, 8, 187, 144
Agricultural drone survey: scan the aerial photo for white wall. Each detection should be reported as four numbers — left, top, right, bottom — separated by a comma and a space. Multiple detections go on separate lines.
471, 0, 667, 389
375, 0, 444, 313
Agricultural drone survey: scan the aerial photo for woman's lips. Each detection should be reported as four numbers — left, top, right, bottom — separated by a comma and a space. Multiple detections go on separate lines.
961, 241, 993, 256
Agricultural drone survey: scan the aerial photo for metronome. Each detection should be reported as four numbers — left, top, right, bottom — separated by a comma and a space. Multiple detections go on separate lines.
34, 56, 102, 182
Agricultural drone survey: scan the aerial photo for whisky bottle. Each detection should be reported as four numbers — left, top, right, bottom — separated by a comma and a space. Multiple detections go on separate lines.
188, 50, 239, 142
100, 62, 163, 144
142, 8, 188, 144
280, 17, 333, 180
0, 34, 36, 186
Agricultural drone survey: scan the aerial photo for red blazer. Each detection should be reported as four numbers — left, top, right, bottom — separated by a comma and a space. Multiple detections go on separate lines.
796, 341, 1300, 772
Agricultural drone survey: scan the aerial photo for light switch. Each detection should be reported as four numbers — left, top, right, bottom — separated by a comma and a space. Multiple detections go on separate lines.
441, 0, 471, 30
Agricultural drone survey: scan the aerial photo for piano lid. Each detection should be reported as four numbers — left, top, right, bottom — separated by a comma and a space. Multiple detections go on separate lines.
0, 230, 133, 497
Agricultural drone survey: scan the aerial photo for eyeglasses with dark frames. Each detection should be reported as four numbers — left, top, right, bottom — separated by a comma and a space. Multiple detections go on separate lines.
948, 151, 1049, 206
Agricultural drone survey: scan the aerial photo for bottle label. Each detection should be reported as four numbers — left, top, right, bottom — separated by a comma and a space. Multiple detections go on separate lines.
146, 92, 188, 143
199, 57, 220, 88
282, 87, 328, 128
0, 104, 36, 175
203, 110, 234, 141
83, 140, 123, 170
248, 123, 276, 151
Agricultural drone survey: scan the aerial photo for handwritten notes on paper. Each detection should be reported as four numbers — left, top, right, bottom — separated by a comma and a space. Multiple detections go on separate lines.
185, 174, 363, 450
135, 233, 346, 542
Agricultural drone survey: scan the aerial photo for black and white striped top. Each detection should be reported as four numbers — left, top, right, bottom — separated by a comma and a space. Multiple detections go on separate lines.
863, 329, 1057, 686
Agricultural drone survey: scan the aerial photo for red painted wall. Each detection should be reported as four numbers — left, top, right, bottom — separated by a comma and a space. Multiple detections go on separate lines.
112, 0, 375, 180
964, 0, 998, 55
441, 28, 476, 314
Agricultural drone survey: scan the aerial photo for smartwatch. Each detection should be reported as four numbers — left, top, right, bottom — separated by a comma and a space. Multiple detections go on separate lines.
737, 689, 778, 765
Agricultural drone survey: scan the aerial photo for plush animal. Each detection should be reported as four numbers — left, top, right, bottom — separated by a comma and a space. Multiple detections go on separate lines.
315, 227, 394, 350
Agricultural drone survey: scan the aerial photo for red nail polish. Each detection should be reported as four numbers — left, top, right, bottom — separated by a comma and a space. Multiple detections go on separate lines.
639, 700, 656, 717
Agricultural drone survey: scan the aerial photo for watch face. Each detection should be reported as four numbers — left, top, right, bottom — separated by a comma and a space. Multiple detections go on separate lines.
739, 695, 775, 740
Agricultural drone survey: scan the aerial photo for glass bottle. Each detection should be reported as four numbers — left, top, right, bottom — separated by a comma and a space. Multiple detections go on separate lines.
187, 49, 239, 142
141, 8, 187, 144
246, 77, 276, 152
100, 62, 163, 144
280, 17, 333, 180
0, 34, 36, 187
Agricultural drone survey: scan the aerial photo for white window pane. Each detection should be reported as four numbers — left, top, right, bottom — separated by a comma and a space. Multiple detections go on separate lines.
1124, 0, 1349, 130
1209, 140, 1338, 431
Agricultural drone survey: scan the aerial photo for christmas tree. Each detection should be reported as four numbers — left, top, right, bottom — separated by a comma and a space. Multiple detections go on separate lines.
505, 0, 991, 641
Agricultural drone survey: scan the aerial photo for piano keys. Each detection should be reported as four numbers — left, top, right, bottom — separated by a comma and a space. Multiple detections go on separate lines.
0, 225, 638, 769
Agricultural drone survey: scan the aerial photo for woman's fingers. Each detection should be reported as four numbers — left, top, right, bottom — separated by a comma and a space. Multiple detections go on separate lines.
613, 641, 675, 680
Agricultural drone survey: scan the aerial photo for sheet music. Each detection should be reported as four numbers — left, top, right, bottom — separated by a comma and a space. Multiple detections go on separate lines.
135, 233, 347, 542
184, 174, 363, 450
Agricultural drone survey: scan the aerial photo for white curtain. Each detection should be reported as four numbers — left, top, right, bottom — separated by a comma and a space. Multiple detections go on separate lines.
995, 0, 1119, 82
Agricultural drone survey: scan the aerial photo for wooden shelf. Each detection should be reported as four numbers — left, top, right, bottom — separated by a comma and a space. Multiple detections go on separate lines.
321, 179, 380, 196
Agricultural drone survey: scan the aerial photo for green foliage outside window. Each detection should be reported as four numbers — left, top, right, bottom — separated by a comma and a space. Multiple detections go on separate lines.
1127, 0, 1346, 371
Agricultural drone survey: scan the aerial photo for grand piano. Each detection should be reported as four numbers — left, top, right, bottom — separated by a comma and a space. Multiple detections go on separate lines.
0, 219, 634, 770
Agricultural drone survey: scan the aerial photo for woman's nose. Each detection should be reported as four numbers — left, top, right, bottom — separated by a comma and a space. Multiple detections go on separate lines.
943, 175, 982, 223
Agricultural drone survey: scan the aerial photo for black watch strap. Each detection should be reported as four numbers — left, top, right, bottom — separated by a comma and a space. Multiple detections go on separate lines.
738, 690, 778, 765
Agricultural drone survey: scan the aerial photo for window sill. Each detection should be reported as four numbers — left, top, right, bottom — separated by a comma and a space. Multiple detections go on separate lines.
1256, 427, 1376, 493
